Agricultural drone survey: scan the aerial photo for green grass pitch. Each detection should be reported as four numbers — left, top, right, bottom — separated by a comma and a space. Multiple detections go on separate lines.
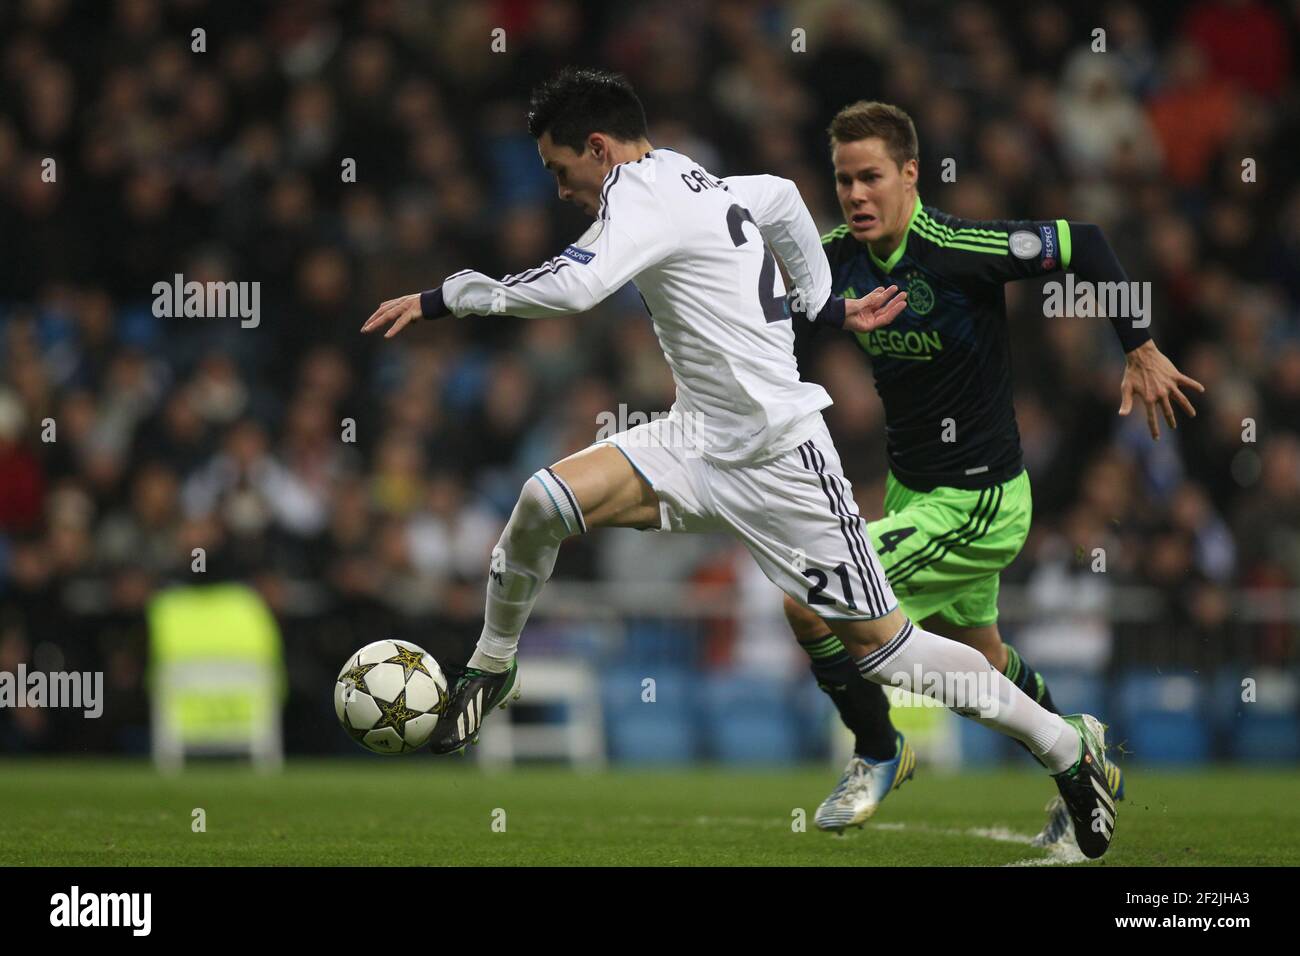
1, 760, 1296, 866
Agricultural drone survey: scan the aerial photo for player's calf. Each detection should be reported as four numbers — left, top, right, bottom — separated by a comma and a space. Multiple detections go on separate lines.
470, 467, 587, 674
429, 467, 583, 755
928, 621, 1058, 714
834, 611, 1083, 776
435, 447, 659, 754
786, 597, 897, 761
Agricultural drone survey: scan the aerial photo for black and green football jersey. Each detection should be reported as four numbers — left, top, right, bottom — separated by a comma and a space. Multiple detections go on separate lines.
802, 196, 1073, 492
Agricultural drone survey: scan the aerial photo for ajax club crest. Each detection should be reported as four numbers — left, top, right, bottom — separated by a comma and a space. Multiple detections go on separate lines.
903, 271, 935, 315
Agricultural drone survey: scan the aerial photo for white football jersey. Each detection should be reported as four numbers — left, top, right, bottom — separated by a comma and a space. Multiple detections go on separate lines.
440, 148, 835, 464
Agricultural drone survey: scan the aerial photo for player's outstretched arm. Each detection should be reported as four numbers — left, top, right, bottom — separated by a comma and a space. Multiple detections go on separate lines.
793, 284, 907, 333
843, 284, 909, 333
360, 239, 645, 337
1118, 340, 1205, 440
363, 171, 676, 338
360, 241, 646, 337
926, 210, 1208, 439
361, 292, 425, 338
1066, 222, 1206, 439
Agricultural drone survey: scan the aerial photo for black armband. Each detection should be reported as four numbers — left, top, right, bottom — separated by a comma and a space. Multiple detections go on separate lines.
419, 287, 451, 320
1068, 223, 1151, 353
813, 296, 846, 328
791, 291, 845, 329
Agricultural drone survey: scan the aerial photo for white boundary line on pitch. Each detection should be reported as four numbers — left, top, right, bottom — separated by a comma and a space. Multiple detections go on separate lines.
656, 816, 1088, 865
867, 822, 1087, 865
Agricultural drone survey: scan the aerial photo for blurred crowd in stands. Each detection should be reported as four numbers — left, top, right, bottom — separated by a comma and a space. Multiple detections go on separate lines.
1, 0, 1297, 754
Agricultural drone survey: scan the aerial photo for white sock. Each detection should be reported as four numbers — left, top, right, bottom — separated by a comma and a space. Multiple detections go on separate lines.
467, 468, 585, 673
855, 619, 1081, 773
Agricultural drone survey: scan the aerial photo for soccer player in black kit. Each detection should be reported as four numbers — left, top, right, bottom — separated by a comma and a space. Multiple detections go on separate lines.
790, 101, 1204, 847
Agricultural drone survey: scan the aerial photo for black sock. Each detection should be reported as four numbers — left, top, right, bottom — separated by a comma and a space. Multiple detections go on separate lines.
798, 630, 897, 761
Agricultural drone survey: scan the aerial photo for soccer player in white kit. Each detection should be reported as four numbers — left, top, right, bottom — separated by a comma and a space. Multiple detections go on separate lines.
362, 68, 1118, 858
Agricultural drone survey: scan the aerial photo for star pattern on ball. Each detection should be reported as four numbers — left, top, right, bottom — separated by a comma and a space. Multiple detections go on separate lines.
340, 662, 377, 695
372, 689, 422, 733
385, 645, 431, 680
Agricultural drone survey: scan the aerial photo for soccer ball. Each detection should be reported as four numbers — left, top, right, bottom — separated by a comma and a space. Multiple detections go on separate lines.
334, 640, 448, 754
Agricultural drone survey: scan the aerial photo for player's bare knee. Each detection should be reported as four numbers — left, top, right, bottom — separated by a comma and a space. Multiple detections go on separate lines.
552, 444, 658, 529
506, 469, 586, 546
783, 594, 829, 642
831, 607, 909, 655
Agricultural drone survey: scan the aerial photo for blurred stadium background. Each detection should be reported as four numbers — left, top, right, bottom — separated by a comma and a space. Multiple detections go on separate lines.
1, 0, 1298, 774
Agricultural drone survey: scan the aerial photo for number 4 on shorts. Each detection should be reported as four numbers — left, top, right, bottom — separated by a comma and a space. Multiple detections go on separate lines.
877, 526, 917, 554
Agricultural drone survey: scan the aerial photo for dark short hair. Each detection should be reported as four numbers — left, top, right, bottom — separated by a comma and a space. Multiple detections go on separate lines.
828, 101, 919, 169
526, 67, 648, 152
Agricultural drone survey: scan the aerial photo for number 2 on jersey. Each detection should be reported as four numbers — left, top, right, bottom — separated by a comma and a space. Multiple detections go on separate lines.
726, 204, 790, 324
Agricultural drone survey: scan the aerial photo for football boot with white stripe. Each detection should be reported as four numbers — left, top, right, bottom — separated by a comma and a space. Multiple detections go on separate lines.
814, 732, 917, 831
427, 660, 521, 755
1047, 714, 1118, 858
1032, 757, 1124, 850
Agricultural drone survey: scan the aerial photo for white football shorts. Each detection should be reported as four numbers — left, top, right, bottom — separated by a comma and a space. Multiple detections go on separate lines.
596, 410, 897, 620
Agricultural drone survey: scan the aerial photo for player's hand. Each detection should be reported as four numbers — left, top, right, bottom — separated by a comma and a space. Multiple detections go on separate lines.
361, 293, 423, 338
843, 284, 908, 334
1118, 340, 1205, 440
